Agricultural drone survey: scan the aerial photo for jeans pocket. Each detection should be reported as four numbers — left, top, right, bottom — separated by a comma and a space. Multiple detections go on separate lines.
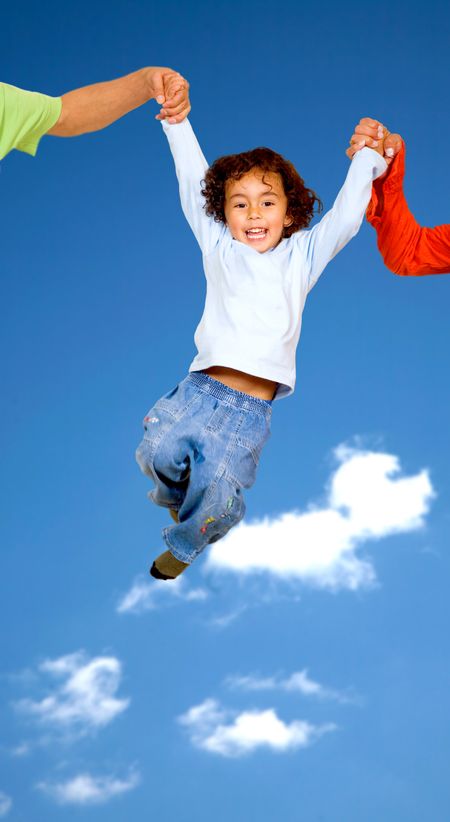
138, 400, 175, 471
227, 441, 259, 489
155, 384, 181, 414
205, 402, 233, 433
231, 414, 271, 488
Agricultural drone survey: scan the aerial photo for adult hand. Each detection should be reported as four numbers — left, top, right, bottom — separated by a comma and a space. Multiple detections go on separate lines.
147, 68, 191, 123
49, 67, 191, 137
346, 117, 402, 165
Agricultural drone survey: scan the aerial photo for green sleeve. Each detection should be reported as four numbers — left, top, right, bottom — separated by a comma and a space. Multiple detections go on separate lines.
0, 82, 62, 161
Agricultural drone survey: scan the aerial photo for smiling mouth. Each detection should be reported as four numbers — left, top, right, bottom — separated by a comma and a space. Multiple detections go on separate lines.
245, 228, 268, 241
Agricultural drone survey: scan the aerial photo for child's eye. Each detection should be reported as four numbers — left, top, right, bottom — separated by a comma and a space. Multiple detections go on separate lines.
263, 201, 275, 207
234, 203, 246, 209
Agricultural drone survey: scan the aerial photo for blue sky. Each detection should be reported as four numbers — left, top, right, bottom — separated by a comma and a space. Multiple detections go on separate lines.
1, 0, 450, 819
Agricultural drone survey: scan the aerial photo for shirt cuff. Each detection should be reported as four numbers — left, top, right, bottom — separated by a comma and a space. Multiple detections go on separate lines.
352, 146, 388, 180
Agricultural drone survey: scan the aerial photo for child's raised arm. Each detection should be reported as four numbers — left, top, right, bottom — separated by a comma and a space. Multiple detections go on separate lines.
161, 118, 225, 256
301, 146, 387, 290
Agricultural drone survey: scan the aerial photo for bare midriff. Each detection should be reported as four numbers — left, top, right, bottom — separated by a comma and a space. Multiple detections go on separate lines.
203, 366, 277, 401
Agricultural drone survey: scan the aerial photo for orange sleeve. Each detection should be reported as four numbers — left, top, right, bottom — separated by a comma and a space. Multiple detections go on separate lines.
366, 143, 450, 276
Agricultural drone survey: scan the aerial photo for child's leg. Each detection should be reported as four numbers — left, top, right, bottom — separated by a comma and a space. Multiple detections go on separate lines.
150, 471, 246, 579
150, 373, 272, 578
135, 385, 194, 514
136, 441, 189, 514
159, 469, 246, 563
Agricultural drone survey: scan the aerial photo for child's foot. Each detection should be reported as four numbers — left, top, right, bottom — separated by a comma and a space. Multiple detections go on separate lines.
169, 509, 179, 523
150, 550, 189, 580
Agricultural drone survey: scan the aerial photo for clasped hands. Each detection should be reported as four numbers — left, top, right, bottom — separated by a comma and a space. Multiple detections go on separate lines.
346, 118, 403, 168
146, 67, 191, 123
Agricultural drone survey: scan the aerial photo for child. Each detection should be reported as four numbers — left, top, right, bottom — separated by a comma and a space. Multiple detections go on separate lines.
136, 99, 387, 580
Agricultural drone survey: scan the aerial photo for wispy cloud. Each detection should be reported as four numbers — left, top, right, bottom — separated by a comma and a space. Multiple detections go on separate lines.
205, 446, 434, 589
209, 606, 248, 629
226, 669, 358, 704
178, 699, 336, 757
10, 742, 31, 757
117, 574, 208, 614
37, 770, 140, 805
0, 792, 12, 817
14, 652, 129, 738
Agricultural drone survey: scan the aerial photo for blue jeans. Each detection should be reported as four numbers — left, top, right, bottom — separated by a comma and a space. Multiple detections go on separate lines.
135, 372, 272, 564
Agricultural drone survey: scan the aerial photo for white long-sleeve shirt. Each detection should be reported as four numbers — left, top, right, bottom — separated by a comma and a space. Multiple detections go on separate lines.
162, 119, 387, 399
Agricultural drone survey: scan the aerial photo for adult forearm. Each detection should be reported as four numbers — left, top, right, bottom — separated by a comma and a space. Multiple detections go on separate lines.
374, 193, 450, 275
371, 186, 422, 274
48, 68, 157, 137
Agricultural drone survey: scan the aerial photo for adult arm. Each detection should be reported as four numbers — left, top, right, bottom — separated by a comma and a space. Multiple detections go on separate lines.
366, 144, 450, 275
49, 67, 190, 137
0, 69, 189, 161
348, 118, 450, 275
161, 118, 224, 255
303, 147, 387, 290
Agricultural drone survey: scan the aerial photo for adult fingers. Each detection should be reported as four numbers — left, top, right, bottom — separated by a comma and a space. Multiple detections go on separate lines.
349, 133, 380, 149
358, 117, 384, 133
149, 70, 167, 104
384, 132, 403, 160
354, 123, 384, 141
346, 118, 384, 154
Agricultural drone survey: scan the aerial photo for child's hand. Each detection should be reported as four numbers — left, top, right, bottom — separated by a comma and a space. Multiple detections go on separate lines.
346, 117, 402, 166
154, 71, 191, 124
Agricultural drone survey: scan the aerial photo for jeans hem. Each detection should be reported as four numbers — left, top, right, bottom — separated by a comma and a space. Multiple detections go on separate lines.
162, 529, 194, 564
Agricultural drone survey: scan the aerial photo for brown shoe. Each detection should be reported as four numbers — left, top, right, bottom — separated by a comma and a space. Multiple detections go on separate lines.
150, 550, 189, 580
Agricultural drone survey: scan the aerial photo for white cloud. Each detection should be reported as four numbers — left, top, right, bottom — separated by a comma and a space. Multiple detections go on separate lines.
178, 699, 335, 757
227, 674, 280, 692
283, 670, 324, 695
117, 574, 208, 614
37, 770, 140, 805
205, 447, 434, 589
209, 606, 247, 629
10, 742, 31, 757
226, 669, 356, 703
0, 793, 12, 817
15, 652, 129, 736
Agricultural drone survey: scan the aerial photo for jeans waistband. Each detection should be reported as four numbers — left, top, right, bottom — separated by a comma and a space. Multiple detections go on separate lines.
188, 371, 272, 416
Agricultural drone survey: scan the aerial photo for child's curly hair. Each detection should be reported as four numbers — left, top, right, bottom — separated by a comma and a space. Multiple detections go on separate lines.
201, 147, 322, 237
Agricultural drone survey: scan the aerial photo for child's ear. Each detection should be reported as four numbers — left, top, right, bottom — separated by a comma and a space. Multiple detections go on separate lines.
284, 213, 294, 228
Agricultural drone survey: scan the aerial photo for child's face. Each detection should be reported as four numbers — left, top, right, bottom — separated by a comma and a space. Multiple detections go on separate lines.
224, 169, 292, 253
